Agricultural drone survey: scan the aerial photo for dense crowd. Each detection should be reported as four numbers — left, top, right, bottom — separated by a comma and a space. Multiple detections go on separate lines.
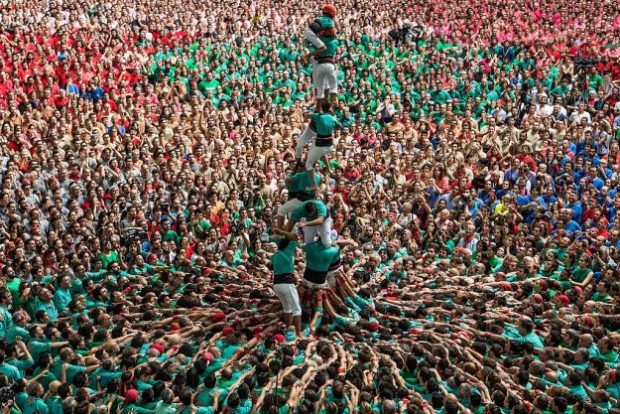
1, 0, 620, 413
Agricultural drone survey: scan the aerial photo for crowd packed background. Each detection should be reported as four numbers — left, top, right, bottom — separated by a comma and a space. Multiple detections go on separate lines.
0, 0, 620, 413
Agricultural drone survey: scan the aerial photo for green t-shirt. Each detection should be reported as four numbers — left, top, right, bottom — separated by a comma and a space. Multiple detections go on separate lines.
91, 367, 122, 389
0, 362, 21, 381
272, 241, 297, 276
53, 288, 72, 312
51, 361, 86, 384
6, 358, 33, 377
304, 242, 340, 272
0, 306, 13, 338
34, 367, 57, 391
291, 200, 328, 223
99, 250, 119, 269
21, 397, 49, 414
45, 396, 62, 414
290, 172, 321, 199
571, 266, 592, 283
317, 37, 339, 59
311, 113, 339, 136
36, 301, 59, 322
7, 325, 30, 344
28, 340, 52, 362
314, 15, 334, 30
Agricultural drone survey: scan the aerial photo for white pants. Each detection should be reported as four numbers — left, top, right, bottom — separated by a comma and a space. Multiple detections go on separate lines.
304, 28, 325, 49
306, 144, 333, 171
326, 269, 340, 287
277, 198, 303, 217
302, 216, 333, 247
273, 284, 302, 316
303, 279, 328, 289
296, 127, 316, 159
312, 61, 337, 99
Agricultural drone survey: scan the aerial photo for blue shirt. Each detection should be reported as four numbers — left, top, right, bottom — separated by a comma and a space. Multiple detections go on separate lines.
565, 201, 583, 222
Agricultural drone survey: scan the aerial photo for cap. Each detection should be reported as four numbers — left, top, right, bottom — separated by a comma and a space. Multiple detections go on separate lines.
322, 4, 336, 16
150, 343, 165, 354
368, 322, 380, 331
210, 312, 226, 323
201, 351, 214, 362
170, 322, 181, 331
273, 333, 286, 343
222, 326, 234, 336
557, 295, 570, 306
125, 389, 139, 403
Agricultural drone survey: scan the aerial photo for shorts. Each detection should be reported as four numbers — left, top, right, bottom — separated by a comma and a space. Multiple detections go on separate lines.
273, 284, 302, 316
304, 28, 326, 49
305, 144, 333, 171
311, 61, 337, 99
277, 198, 303, 217
326, 268, 340, 287
296, 126, 316, 159
301, 216, 334, 247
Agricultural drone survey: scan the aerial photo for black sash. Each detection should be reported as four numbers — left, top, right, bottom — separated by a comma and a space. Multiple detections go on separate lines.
274, 273, 296, 284
304, 268, 327, 285
315, 134, 333, 147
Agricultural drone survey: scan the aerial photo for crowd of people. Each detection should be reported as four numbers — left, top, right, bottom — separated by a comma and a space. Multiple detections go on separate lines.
0, 0, 620, 413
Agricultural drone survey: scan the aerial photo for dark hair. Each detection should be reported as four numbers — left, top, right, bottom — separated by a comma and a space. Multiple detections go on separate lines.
430, 391, 444, 409
199, 371, 214, 388
553, 396, 568, 412
227, 392, 240, 408
178, 387, 193, 405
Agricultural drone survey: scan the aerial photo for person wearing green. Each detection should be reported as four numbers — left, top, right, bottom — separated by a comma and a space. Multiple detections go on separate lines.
195, 372, 227, 408
99, 241, 120, 269
53, 275, 73, 313
286, 200, 333, 247
570, 256, 594, 287
271, 238, 302, 336
0, 353, 21, 381
121, 389, 152, 414
598, 337, 620, 368
4, 267, 21, 307
302, 241, 340, 289
34, 288, 59, 322
90, 358, 123, 390
160, 218, 180, 243
276, 169, 322, 230
20, 383, 48, 414
51, 347, 98, 384
0, 288, 13, 340
303, 4, 339, 112
307, 106, 339, 184
6, 340, 34, 377
295, 101, 339, 186
7, 310, 30, 344
44, 382, 64, 414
